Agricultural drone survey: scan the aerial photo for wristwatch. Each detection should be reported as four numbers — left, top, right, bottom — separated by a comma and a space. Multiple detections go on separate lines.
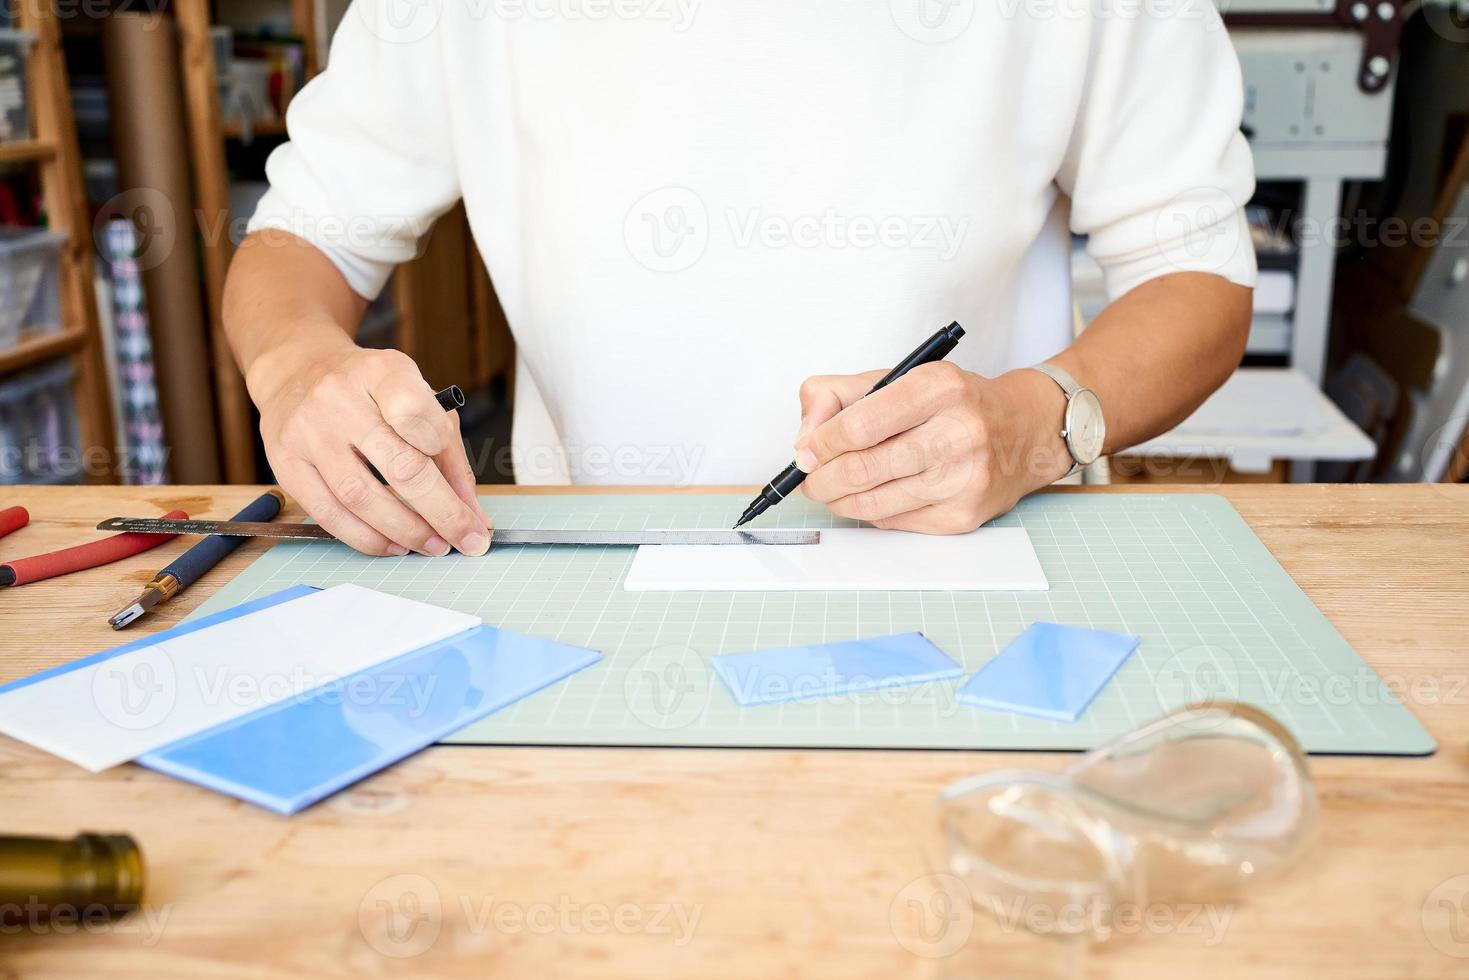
1027, 362, 1105, 477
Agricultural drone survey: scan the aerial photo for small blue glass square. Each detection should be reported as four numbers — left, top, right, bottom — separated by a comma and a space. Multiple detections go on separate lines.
957, 622, 1139, 722
712, 632, 963, 707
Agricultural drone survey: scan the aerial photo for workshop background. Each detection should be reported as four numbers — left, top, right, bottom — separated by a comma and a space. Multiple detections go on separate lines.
0, 0, 1465, 488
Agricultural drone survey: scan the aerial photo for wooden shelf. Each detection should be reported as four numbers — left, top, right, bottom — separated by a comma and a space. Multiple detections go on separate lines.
179, 1, 322, 483
0, 138, 57, 165
0, 1, 116, 483
179, 2, 513, 482
0, 323, 85, 375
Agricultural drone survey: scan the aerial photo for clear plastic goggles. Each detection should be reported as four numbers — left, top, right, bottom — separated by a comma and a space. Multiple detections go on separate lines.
937, 701, 1318, 942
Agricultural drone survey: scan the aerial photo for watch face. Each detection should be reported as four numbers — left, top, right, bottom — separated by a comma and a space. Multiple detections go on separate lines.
1065, 389, 1106, 464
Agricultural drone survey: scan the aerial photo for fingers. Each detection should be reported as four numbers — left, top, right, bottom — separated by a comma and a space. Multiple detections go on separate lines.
352, 416, 490, 557
826, 474, 942, 524
794, 362, 1002, 534
795, 370, 886, 445
871, 501, 997, 535
372, 371, 458, 459
802, 418, 969, 503
797, 362, 970, 472
433, 416, 492, 530
790, 363, 1047, 537
348, 361, 490, 556
260, 345, 495, 557
272, 457, 405, 557
824, 451, 979, 522
310, 443, 447, 555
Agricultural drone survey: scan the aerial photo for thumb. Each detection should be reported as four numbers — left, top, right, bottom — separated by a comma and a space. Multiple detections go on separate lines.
796, 370, 887, 444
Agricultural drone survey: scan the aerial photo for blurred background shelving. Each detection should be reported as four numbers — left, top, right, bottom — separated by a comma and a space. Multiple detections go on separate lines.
0, 1, 113, 486
3, 0, 516, 488
173, 0, 516, 484
0, 0, 1464, 490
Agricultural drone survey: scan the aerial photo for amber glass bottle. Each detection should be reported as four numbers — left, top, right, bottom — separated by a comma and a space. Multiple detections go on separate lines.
0, 833, 143, 923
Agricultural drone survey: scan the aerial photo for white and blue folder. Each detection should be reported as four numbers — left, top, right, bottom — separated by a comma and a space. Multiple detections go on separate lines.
0, 584, 600, 814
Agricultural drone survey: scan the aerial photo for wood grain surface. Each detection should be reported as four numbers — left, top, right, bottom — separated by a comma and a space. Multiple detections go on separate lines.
0, 484, 1466, 979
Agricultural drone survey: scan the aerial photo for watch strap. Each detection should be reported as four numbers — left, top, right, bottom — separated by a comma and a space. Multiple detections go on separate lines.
1027, 362, 1084, 477
1028, 361, 1083, 399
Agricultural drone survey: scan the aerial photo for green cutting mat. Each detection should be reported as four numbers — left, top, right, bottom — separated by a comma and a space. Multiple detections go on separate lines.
190, 493, 1434, 755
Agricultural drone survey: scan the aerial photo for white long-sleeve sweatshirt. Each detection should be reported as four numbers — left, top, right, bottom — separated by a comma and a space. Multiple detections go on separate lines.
249, 0, 1257, 485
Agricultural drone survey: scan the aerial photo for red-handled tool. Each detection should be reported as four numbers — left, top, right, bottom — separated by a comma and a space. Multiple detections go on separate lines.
0, 509, 188, 588
0, 506, 29, 540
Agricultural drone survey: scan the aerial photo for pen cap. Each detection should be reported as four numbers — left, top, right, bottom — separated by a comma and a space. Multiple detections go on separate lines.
870, 321, 966, 393
0, 833, 145, 921
435, 385, 466, 412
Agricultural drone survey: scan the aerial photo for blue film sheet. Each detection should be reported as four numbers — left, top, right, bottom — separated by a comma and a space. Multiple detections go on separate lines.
711, 632, 963, 707
140, 626, 600, 814
956, 622, 1139, 723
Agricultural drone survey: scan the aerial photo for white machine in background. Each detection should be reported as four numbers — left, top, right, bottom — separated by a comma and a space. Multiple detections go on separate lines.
1231, 19, 1399, 382
1075, 3, 1403, 480
1128, 369, 1375, 475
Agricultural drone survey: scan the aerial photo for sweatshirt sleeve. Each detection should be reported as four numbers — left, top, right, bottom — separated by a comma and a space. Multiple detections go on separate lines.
1056, 2, 1257, 301
245, 0, 460, 300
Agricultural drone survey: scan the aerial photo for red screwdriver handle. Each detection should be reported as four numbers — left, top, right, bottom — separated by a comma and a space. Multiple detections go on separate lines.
0, 506, 28, 539
2, 509, 189, 587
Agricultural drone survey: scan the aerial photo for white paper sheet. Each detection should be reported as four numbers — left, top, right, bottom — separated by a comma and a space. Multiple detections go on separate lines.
0, 584, 480, 772
623, 527, 1048, 592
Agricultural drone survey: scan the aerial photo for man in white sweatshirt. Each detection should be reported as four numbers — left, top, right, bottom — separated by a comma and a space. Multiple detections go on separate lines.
224, 0, 1256, 558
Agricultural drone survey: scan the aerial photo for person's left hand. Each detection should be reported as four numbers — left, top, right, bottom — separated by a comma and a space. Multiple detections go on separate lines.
793, 363, 1074, 533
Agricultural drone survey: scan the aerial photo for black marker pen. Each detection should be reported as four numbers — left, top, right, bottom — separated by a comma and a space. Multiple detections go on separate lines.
734, 321, 966, 528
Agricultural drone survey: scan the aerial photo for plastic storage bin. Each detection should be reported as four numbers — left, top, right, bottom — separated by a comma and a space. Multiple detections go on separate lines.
212, 26, 233, 105
0, 227, 67, 350
0, 29, 36, 143
0, 359, 81, 485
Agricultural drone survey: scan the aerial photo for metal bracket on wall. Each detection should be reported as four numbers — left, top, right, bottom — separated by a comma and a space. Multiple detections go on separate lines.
1224, 0, 1404, 93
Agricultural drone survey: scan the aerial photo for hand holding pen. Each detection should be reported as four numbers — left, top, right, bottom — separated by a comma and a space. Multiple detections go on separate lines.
736, 323, 966, 527
787, 325, 1079, 534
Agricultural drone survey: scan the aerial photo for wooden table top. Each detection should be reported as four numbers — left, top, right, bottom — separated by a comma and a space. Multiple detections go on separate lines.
1, 483, 1467, 978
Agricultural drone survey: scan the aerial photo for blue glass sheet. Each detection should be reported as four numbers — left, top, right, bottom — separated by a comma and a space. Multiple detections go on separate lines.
140, 626, 600, 814
711, 632, 962, 707
956, 622, 1139, 722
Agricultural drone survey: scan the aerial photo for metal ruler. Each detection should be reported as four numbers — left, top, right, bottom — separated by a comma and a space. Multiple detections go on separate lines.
96, 517, 820, 547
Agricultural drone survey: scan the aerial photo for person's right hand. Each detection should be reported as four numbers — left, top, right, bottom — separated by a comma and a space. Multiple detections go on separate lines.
253, 342, 491, 557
